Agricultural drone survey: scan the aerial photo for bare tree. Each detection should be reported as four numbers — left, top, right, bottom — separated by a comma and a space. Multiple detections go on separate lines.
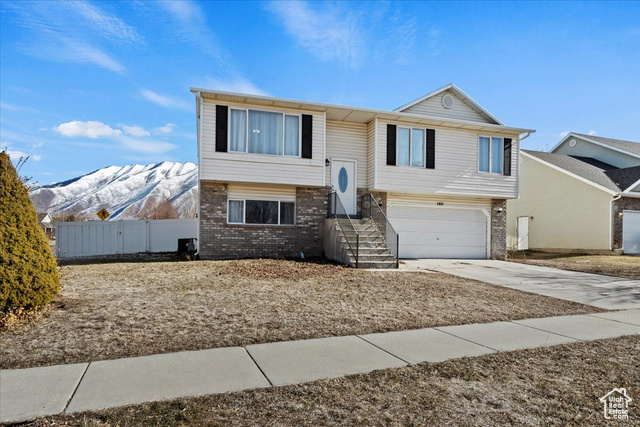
138, 197, 180, 220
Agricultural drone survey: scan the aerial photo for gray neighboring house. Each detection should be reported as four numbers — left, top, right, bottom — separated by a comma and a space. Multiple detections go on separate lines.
507, 132, 640, 254
192, 84, 535, 266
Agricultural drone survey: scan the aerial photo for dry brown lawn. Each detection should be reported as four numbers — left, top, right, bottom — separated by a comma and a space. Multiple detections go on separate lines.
509, 251, 640, 280
0, 259, 604, 369
26, 335, 640, 426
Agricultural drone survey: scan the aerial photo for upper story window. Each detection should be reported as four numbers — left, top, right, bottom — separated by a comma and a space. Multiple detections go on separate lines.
397, 127, 426, 167
229, 109, 300, 156
479, 136, 503, 174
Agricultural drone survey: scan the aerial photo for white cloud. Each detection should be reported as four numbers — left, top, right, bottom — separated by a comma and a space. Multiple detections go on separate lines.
8, 1, 129, 74
201, 76, 269, 96
121, 125, 150, 137
267, 1, 364, 68
52, 119, 176, 155
589, 130, 597, 136
68, 1, 141, 43
5, 149, 28, 161
154, 123, 177, 134
31, 154, 42, 161
140, 89, 191, 110
559, 131, 570, 138
54, 120, 123, 139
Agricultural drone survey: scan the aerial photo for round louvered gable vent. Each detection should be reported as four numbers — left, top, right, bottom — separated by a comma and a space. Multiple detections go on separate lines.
442, 94, 455, 109
569, 139, 577, 147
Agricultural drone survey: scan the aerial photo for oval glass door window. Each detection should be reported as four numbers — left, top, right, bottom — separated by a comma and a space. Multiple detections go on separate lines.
338, 167, 348, 193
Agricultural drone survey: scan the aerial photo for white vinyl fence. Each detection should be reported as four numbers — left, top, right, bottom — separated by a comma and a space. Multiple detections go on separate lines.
55, 219, 198, 258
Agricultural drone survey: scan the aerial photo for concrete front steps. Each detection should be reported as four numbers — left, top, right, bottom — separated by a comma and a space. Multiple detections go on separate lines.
338, 219, 397, 269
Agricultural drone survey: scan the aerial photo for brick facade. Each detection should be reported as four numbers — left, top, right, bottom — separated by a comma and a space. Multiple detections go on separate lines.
199, 181, 330, 259
612, 197, 640, 251
490, 199, 507, 260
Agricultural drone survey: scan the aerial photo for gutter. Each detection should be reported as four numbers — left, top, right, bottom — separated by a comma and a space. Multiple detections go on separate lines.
610, 193, 622, 251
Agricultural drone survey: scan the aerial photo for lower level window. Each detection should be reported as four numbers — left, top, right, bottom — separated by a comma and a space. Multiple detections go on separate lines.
228, 200, 295, 225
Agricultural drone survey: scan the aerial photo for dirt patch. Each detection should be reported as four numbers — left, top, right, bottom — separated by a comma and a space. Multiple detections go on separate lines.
509, 251, 640, 280
0, 259, 604, 369
27, 336, 640, 426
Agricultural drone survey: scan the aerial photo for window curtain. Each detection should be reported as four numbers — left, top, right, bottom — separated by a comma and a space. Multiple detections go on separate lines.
228, 200, 244, 223
280, 202, 295, 225
411, 129, 425, 167
249, 111, 282, 155
397, 127, 410, 166
229, 110, 246, 152
491, 137, 503, 173
284, 115, 299, 156
479, 137, 490, 172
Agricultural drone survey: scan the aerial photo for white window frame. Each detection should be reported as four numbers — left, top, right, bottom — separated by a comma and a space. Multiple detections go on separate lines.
478, 135, 504, 174
227, 199, 296, 226
228, 107, 302, 157
396, 126, 426, 168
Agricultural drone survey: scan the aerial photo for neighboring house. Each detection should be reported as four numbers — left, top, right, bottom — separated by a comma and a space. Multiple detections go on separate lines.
507, 133, 640, 254
192, 84, 534, 266
37, 213, 54, 237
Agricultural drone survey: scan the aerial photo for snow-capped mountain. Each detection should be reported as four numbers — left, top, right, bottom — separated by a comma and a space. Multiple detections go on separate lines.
30, 161, 198, 220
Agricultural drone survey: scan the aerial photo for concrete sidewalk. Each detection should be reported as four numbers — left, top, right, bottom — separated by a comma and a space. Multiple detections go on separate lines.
2, 309, 639, 423
401, 259, 640, 310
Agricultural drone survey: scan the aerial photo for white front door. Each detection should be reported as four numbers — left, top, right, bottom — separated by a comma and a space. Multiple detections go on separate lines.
517, 216, 529, 251
331, 159, 357, 215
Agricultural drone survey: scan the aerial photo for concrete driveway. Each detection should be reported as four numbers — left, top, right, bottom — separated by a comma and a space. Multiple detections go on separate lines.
401, 259, 640, 310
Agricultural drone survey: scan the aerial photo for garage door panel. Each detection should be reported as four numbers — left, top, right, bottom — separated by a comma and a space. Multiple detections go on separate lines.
400, 231, 487, 247
623, 211, 640, 255
388, 205, 488, 259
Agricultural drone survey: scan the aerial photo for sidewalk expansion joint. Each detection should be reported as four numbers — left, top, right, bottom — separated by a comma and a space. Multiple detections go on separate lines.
243, 348, 273, 387
584, 312, 640, 327
355, 335, 411, 365
62, 362, 90, 413
508, 320, 581, 342
432, 327, 500, 353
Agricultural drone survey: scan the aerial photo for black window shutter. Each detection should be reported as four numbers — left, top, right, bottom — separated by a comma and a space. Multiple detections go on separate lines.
387, 124, 396, 165
215, 105, 228, 152
301, 114, 313, 158
426, 129, 435, 169
503, 138, 512, 176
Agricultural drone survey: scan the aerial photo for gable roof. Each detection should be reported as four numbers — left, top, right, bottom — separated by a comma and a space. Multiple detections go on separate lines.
191, 87, 534, 135
605, 165, 640, 192
523, 150, 622, 193
394, 83, 504, 126
552, 132, 640, 158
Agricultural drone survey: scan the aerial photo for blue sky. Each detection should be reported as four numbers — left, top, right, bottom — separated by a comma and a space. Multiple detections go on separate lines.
1, 1, 639, 184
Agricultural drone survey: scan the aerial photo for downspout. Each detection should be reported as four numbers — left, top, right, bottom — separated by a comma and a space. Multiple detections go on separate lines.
195, 91, 202, 257
610, 194, 622, 251
519, 131, 532, 142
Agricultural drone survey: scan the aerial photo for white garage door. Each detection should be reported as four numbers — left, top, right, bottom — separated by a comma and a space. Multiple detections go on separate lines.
388, 206, 488, 259
623, 211, 640, 255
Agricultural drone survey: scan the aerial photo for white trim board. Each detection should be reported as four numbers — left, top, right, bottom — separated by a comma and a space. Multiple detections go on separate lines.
550, 132, 640, 160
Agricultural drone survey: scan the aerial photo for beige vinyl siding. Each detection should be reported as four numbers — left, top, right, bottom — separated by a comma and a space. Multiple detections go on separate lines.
401, 90, 493, 124
325, 121, 368, 188
200, 99, 324, 186
506, 154, 612, 251
367, 120, 376, 188
387, 193, 491, 209
554, 137, 640, 169
375, 120, 520, 198
227, 184, 296, 202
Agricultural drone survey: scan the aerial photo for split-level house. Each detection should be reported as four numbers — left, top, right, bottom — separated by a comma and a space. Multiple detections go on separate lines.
507, 132, 640, 254
192, 84, 535, 267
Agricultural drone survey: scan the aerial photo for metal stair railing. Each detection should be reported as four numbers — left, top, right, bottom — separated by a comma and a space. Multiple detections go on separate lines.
328, 191, 359, 268
362, 193, 399, 268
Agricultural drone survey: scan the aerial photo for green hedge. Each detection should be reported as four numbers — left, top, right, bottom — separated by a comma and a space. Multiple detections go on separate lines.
0, 151, 59, 311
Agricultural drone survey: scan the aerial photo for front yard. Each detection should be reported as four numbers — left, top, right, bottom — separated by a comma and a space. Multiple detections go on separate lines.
0, 259, 604, 369
509, 251, 640, 280
28, 335, 640, 426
